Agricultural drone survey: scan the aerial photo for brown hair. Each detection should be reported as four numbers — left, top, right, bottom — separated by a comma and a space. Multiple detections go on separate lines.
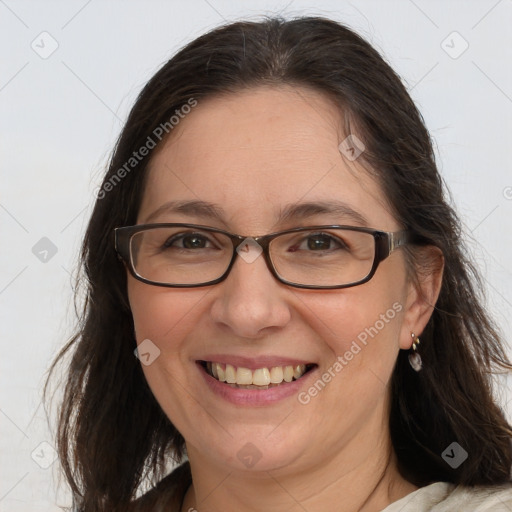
47, 16, 512, 511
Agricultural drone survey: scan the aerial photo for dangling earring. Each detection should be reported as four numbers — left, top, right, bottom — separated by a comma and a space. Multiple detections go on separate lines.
409, 333, 422, 371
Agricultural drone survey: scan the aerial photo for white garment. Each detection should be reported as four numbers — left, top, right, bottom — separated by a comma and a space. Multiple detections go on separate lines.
381, 481, 512, 511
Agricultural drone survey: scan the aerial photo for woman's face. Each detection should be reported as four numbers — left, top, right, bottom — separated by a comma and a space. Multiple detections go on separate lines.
128, 86, 418, 474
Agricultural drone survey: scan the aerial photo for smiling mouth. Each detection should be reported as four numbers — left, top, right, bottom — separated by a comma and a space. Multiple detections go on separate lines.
199, 361, 316, 389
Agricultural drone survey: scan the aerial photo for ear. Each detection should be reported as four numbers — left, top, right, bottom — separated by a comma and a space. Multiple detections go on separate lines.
399, 246, 444, 350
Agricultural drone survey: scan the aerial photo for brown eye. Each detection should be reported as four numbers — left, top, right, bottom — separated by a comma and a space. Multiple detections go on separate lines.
289, 233, 348, 252
163, 233, 214, 250
306, 234, 336, 251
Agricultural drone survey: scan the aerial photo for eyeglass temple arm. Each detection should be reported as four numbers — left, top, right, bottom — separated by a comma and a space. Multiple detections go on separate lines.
114, 228, 130, 263
389, 230, 430, 255
389, 231, 410, 253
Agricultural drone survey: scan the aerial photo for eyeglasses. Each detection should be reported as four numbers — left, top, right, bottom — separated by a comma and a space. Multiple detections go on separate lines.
114, 223, 412, 290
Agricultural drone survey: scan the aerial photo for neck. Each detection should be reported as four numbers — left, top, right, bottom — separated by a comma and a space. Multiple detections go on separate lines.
181, 415, 417, 512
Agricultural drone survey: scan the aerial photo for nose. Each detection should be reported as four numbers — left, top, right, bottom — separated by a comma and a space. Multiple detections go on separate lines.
209, 246, 292, 339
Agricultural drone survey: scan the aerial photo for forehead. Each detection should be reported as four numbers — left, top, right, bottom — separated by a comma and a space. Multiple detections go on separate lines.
139, 86, 397, 231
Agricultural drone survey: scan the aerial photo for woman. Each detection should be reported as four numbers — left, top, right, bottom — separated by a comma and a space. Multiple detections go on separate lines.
48, 16, 512, 511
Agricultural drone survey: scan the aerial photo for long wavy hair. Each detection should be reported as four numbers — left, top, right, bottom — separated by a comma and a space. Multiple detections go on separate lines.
46, 16, 512, 511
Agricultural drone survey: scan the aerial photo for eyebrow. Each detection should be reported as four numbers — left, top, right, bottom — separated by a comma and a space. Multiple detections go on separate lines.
142, 199, 369, 227
278, 201, 369, 226
143, 200, 225, 224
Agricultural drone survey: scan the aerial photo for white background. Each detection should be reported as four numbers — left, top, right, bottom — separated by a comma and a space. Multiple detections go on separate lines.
1, 0, 511, 510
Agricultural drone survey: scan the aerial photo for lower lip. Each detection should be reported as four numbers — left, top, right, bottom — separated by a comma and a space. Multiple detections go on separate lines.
197, 363, 317, 406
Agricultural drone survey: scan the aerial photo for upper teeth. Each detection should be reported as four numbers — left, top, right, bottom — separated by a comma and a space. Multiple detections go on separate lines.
207, 362, 307, 386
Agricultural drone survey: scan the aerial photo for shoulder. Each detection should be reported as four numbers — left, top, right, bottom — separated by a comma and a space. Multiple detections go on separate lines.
445, 482, 512, 511
128, 461, 192, 512
383, 481, 512, 512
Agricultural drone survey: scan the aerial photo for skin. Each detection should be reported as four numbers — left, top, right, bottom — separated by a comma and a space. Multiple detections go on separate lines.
127, 85, 443, 512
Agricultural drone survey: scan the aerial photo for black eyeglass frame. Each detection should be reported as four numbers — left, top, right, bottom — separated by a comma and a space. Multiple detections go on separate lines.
114, 223, 413, 290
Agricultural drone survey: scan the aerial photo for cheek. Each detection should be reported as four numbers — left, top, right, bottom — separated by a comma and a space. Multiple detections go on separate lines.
289, 284, 406, 447
127, 278, 209, 354
127, 278, 211, 429
300, 271, 407, 376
